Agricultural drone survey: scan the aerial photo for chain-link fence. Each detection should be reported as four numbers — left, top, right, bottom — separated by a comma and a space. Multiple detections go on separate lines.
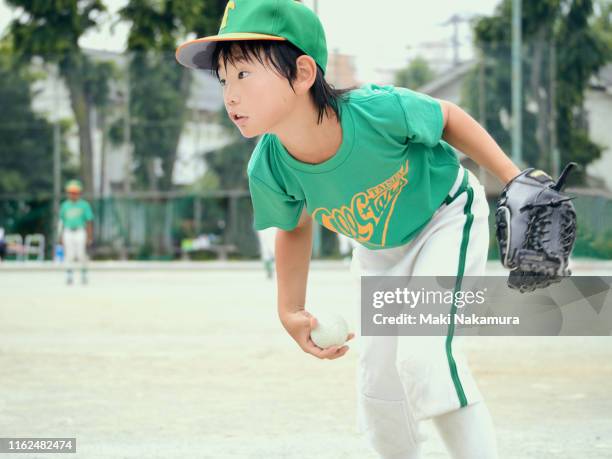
1, 189, 611, 261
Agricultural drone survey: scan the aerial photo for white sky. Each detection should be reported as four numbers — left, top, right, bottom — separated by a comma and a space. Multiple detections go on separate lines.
0, 0, 501, 82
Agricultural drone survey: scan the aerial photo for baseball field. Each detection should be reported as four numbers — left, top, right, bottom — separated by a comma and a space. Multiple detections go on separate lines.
1, 261, 611, 458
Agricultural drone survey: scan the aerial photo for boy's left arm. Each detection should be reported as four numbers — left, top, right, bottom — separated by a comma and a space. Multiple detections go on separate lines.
438, 100, 521, 185
85, 202, 94, 245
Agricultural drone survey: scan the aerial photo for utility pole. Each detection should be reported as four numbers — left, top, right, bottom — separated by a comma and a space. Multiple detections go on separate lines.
52, 65, 62, 257
123, 61, 132, 194
441, 14, 473, 68
122, 58, 132, 259
550, 43, 560, 178
444, 14, 461, 67
512, 0, 523, 166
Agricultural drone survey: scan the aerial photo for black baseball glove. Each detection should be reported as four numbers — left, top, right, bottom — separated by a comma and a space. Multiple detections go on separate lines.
495, 162, 578, 293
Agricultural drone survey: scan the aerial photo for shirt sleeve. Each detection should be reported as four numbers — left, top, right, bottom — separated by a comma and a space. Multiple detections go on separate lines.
249, 175, 304, 231
394, 87, 444, 148
84, 202, 94, 221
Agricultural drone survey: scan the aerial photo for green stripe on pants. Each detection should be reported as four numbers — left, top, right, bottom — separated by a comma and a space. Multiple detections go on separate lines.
445, 169, 474, 408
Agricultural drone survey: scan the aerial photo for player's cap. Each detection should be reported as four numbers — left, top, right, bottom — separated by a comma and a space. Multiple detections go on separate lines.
65, 180, 82, 193
176, 0, 328, 73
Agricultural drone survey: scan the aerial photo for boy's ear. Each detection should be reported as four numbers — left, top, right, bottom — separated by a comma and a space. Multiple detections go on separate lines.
294, 55, 317, 95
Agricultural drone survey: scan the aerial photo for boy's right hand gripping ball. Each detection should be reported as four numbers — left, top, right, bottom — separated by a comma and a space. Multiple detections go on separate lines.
310, 313, 349, 349
495, 162, 578, 293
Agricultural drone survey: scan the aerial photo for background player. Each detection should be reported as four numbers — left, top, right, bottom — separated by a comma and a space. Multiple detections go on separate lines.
58, 180, 94, 285
257, 227, 276, 279
337, 232, 357, 263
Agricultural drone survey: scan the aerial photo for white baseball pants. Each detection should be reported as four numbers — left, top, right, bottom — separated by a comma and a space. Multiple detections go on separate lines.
63, 228, 88, 266
351, 166, 495, 458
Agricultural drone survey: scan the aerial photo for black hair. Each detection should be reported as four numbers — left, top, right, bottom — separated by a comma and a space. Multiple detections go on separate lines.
209, 40, 355, 124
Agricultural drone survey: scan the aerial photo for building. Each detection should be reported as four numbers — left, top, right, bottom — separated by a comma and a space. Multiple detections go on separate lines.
585, 64, 612, 191
325, 49, 360, 88
28, 49, 230, 195
417, 60, 505, 194
419, 60, 612, 194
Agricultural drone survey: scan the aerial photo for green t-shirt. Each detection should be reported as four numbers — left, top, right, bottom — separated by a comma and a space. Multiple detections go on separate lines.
247, 84, 460, 250
59, 199, 94, 230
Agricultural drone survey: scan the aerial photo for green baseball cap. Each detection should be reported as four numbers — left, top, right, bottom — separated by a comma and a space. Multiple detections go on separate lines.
65, 180, 82, 193
176, 0, 328, 73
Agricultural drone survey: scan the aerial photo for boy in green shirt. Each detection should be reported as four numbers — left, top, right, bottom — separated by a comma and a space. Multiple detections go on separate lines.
59, 180, 94, 285
177, 1, 521, 457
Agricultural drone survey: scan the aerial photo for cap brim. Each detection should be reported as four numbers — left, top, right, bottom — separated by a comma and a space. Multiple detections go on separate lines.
176, 33, 286, 70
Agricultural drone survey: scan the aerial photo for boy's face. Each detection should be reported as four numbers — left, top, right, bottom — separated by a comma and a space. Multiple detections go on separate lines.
218, 49, 297, 138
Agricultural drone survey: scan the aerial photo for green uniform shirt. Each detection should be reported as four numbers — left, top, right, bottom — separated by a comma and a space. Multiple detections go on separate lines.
247, 84, 460, 250
59, 199, 94, 230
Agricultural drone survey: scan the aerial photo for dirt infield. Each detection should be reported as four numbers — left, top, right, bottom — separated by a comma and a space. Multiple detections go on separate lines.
1, 263, 611, 458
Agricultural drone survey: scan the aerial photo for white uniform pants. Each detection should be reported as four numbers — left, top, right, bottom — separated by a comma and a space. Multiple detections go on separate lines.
351, 167, 490, 457
257, 228, 276, 262
63, 228, 88, 267
338, 233, 357, 257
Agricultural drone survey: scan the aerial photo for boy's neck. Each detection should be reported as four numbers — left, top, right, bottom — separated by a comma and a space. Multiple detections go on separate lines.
272, 98, 342, 165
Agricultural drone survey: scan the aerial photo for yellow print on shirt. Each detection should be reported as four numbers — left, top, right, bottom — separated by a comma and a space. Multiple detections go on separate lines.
313, 161, 410, 248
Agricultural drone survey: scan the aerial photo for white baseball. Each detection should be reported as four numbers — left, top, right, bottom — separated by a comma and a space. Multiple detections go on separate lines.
310, 313, 349, 349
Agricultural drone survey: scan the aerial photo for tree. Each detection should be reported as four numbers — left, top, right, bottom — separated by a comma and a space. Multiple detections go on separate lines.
462, 0, 610, 183
6, 0, 107, 195
115, 0, 228, 257
118, 0, 227, 191
87, 59, 118, 196
394, 56, 436, 89
0, 41, 74, 238
0, 44, 55, 195
198, 107, 255, 191
197, 107, 258, 256
556, 0, 610, 179
593, 0, 612, 54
